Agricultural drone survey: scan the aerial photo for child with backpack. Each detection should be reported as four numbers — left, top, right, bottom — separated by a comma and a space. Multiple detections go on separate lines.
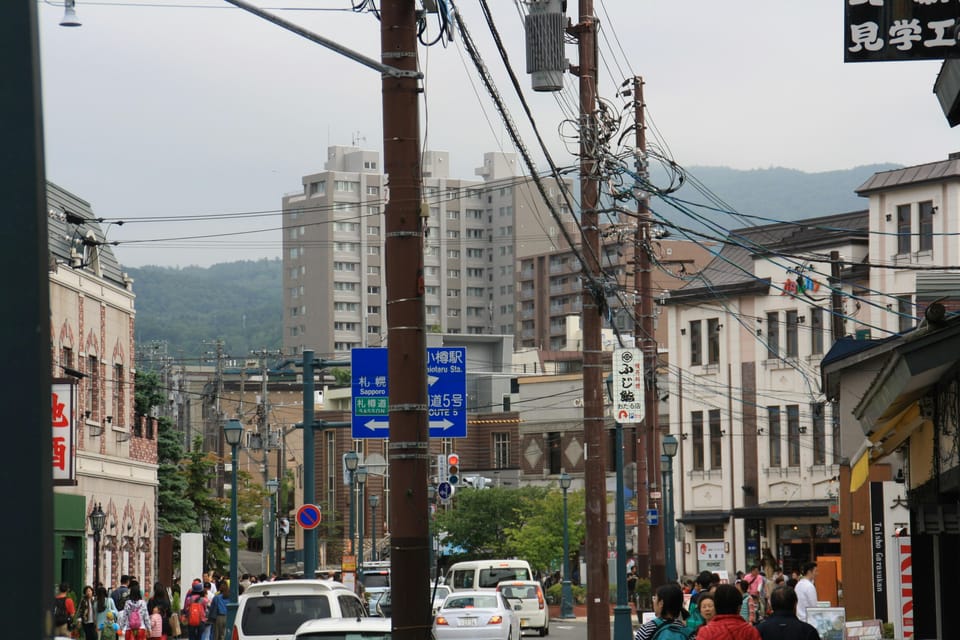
119, 582, 150, 640
180, 582, 209, 640
99, 610, 121, 640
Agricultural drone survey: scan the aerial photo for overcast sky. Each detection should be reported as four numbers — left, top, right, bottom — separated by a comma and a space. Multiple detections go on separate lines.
38, 1, 960, 268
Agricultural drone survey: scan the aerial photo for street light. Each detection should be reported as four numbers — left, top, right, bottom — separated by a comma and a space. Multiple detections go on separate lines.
88, 503, 105, 588
356, 466, 368, 569
605, 375, 632, 640
345, 451, 359, 556
661, 434, 679, 583
199, 512, 211, 571
369, 494, 380, 562
559, 473, 575, 619
266, 478, 280, 577
223, 418, 244, 636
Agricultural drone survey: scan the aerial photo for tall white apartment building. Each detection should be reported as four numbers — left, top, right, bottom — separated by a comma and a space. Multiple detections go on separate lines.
282, 146, 573, 357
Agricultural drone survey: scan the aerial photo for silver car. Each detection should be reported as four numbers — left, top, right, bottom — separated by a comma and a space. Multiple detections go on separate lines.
433, 590, 521, 640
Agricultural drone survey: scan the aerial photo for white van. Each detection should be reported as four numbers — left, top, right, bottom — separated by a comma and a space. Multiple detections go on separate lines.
444, 559, 534, 591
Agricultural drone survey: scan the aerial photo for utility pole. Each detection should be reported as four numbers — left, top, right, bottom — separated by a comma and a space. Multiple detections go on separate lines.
572, 3, 610, 639
381, 2, 431, 640
634, 76, 666, 587
632, 76, 651, 583
830, 250, 844, 342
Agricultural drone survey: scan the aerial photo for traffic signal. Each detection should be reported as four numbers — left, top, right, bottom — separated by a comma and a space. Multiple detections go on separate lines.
447, 453, 460, 485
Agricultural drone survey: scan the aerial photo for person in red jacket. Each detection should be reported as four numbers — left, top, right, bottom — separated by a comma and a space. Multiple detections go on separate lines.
694, 584, 761, 640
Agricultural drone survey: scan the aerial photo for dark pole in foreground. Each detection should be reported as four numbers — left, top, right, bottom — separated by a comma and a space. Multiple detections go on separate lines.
381, 2, 430, 639
574, 1, 610, 638
613, 424, 632, 640
3, 3, 53, 638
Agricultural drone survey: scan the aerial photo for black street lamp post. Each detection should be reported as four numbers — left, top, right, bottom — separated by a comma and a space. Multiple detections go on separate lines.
559, 473, 575, 619
356, 466, 368, 569
369, 494, 380, 562
661, 434, 679, 582
88, 503, 105, 588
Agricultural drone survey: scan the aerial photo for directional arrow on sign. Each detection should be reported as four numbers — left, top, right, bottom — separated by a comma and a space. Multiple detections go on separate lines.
428, 375, 439, 386
429, 419, 454, 430
363, 419, 390, 431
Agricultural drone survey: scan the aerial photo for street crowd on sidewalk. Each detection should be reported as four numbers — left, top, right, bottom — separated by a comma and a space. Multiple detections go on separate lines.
628, 561, 821, 640
53, 570, 286, 640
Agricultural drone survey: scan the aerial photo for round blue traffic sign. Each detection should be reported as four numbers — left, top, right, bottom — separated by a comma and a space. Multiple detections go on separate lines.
437, 481, 454, 501
296, 504, 322, 530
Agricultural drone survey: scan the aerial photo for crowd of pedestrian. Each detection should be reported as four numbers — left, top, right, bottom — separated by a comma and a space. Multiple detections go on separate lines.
52, 570, 255, 640
631, 560, 821, 640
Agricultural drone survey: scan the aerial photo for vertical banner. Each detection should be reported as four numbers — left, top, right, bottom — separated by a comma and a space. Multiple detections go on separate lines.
51, 380, 77, 485
896, 537, 913, 639
869, 482, 887, 623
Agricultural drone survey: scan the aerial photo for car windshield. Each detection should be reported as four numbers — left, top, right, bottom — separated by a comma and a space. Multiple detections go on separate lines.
432, 586, 450, 600
500, 586, 537, 599
241, 595, 332, 635
297, 635, 389, 640
444, 595, 499, 609
477, 568, 531, 588
362, 573, 390, 589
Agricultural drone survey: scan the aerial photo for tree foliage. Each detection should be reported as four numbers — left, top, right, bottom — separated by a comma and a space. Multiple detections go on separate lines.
134, 370, 164, 416
184, 436, 229, 573
434, 486, 549, 560
127, 259, 282, 359
156, 416, 194, 536
504, 488, 585, 573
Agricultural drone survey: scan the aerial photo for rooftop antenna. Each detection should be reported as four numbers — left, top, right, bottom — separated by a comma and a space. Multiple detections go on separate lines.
352, 131, 366, 147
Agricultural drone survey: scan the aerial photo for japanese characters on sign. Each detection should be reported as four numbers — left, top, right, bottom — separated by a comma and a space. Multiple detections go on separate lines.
52, 381, 76, 485
845, 0, 960, 62
612, 348, 644, 424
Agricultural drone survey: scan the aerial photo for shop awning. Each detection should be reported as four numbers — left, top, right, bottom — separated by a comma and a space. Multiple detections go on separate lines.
677, 510, 730, 524
732, 500, 830, 519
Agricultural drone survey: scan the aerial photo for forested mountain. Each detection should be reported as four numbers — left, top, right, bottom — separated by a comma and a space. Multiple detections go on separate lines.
128, 259, 282, 362
127, 164, 899, 361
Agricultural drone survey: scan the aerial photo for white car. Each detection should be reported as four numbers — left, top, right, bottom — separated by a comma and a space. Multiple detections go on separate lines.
234, 580, 368, 640
496, 581, 549, 636
294, 617, 392, 640
433, 590, 521, 640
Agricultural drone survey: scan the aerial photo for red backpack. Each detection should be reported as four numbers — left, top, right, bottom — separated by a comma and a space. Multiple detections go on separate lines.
187, 596, 206, 627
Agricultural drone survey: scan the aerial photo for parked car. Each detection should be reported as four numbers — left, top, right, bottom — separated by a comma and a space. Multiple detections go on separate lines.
375, 584, 451, 618
433, 590, 521, 640
234, 580, 368, 640
496, 581, 549, 636
294, 617, 392, 640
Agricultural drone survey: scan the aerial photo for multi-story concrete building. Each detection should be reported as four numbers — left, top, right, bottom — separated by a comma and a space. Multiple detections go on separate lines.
281, 146, 572, 358
517, 238, 715, 351
663, 210, 871, 585
48, 182, 158, 591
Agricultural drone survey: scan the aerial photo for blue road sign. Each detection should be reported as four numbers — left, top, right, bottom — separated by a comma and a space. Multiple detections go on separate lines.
351, 347, 467, 439
437, 481, 454, 501
646, 508, 659, 526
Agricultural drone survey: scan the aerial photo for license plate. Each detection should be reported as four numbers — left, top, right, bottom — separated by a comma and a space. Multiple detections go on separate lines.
460, 618, 477, 627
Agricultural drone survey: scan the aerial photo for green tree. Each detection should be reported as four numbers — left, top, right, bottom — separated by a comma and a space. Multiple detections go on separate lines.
434, 486, 548, 558
134, 370, 164, 416
185, 436, 229, 573
505, 488, 585, 573
156, 416, 194, 536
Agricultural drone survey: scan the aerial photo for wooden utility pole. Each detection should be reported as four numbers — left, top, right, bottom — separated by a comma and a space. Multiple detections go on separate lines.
632, 76, 650, 582
572, 2, 610, 639
634, 76, 666, 588
381, 2, 431, 639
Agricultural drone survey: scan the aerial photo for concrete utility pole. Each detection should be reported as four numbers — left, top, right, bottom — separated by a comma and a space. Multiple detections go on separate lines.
632, 76, 651, 583
380, 2, 431, 640
634, 76, 666, 587
572, 2, 610, 639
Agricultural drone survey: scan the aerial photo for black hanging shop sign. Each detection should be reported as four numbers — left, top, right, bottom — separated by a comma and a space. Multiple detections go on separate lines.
845, 0, 960, 62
